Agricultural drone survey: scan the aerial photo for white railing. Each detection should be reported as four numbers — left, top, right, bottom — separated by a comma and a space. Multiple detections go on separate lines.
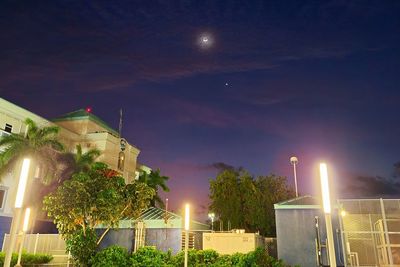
2, 234, 71, 266
2, 233, 66, 254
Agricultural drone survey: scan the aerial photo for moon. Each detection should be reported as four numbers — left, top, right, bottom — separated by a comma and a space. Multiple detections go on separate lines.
198, 33, 213, 49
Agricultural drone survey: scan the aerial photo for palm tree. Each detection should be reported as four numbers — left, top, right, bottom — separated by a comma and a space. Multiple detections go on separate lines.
138, 169, 170, 208
31, 144, 101, 203
0, 118, 64, 183
28, 144, 101, 231
55, 144, 101, 183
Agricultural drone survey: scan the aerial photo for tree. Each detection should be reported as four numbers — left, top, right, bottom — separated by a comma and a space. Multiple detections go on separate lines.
0, 118, 64, 183
138, 169, 170, 207
29, 144, 101, 226
44, 163, 155, 265
209, 168, 295, 236
209, 169, 243, 230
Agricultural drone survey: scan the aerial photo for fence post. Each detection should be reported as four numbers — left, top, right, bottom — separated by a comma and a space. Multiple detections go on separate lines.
380, 198, 393, 265
33, 233, 39, 255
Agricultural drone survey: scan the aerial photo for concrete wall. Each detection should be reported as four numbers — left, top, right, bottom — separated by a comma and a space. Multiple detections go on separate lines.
145, 228, 182, 254
275, 208, 343, 267
0, 216, 12, 248
97, 229, 135, 252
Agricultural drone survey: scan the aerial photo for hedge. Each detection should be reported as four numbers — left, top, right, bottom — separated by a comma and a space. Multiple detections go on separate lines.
0, 252, 53, 266
92, 246, 297, 267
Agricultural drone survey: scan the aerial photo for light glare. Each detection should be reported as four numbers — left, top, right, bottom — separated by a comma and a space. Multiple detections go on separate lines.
184, 204, 190, 231
15, 158, 31, 208
22, 208, 31, 232
319, 163, 331, 214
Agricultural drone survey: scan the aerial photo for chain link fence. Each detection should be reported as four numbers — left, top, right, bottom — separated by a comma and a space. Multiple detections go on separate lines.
339, 199, 400, 267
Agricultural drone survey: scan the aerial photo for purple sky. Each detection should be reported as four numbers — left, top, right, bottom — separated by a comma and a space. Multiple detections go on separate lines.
1, 1, 400, 219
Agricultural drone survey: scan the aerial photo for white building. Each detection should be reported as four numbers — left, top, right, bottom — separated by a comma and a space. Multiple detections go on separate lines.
0, 97, 145, 245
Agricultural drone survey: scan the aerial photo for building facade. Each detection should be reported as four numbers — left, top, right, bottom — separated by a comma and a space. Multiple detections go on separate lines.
0, 97, 143, 246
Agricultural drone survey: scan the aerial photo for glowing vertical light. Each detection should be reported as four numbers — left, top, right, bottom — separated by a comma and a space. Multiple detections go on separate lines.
15, 158, 31, 208
22, 208, 31, 232
185, 204, 190, 231
319, 163, 331, 214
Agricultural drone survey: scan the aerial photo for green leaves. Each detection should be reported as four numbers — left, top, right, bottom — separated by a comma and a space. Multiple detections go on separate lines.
44, 163, 155, 265
209, 169, 295, 236
138, 169, 170, 207
0, 117, 64, 182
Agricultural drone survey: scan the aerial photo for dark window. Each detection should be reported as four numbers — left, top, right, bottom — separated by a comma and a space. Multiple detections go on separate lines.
4, 123, 12, 133
118, 152, 125, 171
0, 188, 6, 209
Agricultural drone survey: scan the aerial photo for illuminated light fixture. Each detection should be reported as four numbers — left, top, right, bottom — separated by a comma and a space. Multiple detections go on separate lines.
319, 163, 331, 214
86, 107, 92, 113
319, 162, 337, 267
184, 203, 190, 267
22, 208, 31, 232
185, 204, 190, 231
341, 210, 347, 217
15, 158, 31, 208
208, 213, 215, 231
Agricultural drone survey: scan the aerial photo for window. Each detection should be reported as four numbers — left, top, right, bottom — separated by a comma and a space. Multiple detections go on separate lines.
118, 151, 125, 171
4, 123, 12, 133
0, 187, 7, 210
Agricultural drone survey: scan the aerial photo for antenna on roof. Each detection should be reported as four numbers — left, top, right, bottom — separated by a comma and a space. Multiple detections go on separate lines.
119, 108, 123, 137
164, 198, 169, 224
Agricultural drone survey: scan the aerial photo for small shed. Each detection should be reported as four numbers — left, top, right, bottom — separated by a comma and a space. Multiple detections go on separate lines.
274, 195, 342, 267
98, 207, 209, 254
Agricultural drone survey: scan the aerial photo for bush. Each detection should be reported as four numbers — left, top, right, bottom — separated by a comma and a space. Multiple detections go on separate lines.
130, 246, 172, 267
0, 251, 53, 266
65, 228, 97, 266
172, 249, 219, 266
108, 246, 294, 267
91, 245, 130, 267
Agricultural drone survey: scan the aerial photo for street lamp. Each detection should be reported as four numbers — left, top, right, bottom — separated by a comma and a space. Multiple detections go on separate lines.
319, 163, 337, 267
184, 203, 190, 267
208, 213, 215, 231
290, 156, 299, 197
4, 158, 31, 267
16, 208, 31, 267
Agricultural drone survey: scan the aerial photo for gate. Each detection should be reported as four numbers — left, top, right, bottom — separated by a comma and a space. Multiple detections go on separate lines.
338, 199, 400, 267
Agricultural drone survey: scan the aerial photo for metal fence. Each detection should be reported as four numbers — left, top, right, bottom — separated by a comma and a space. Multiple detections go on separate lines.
338, 199, 400, 267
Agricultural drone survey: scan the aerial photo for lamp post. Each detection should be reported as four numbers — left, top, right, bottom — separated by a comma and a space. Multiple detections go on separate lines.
319, 163, 337, 267
184, 204, 190, 267
4, 158, 31, 267
208, 213, 215, 231
16, 208, 31, 267
290, 156, 299, 197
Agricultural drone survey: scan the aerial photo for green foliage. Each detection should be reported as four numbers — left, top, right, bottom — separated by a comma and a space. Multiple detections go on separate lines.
172, 249, 219, 266
130, 246, 172, 267
138, 169, 170, 207
91, 245, 130, 267
65, 228, 97, 266
0, 251, 53, 266
128, 247, 293, 267
209, 169, 295, 236
44, 162, 155, 236
0, 117, 64, 183
44, 163, 155, 266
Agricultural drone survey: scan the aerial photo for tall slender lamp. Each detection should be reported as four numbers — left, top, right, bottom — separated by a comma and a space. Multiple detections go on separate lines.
320, 163, 337, 267
4, 158, 31, 267
16, 207, 31, 267
184, 204, 190, 267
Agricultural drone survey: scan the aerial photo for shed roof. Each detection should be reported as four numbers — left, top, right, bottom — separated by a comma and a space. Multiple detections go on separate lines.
274, 195, 320, 210
138, 206, 180, 221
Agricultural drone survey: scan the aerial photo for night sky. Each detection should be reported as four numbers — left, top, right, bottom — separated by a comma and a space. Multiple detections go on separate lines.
1, 1, 400, 219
